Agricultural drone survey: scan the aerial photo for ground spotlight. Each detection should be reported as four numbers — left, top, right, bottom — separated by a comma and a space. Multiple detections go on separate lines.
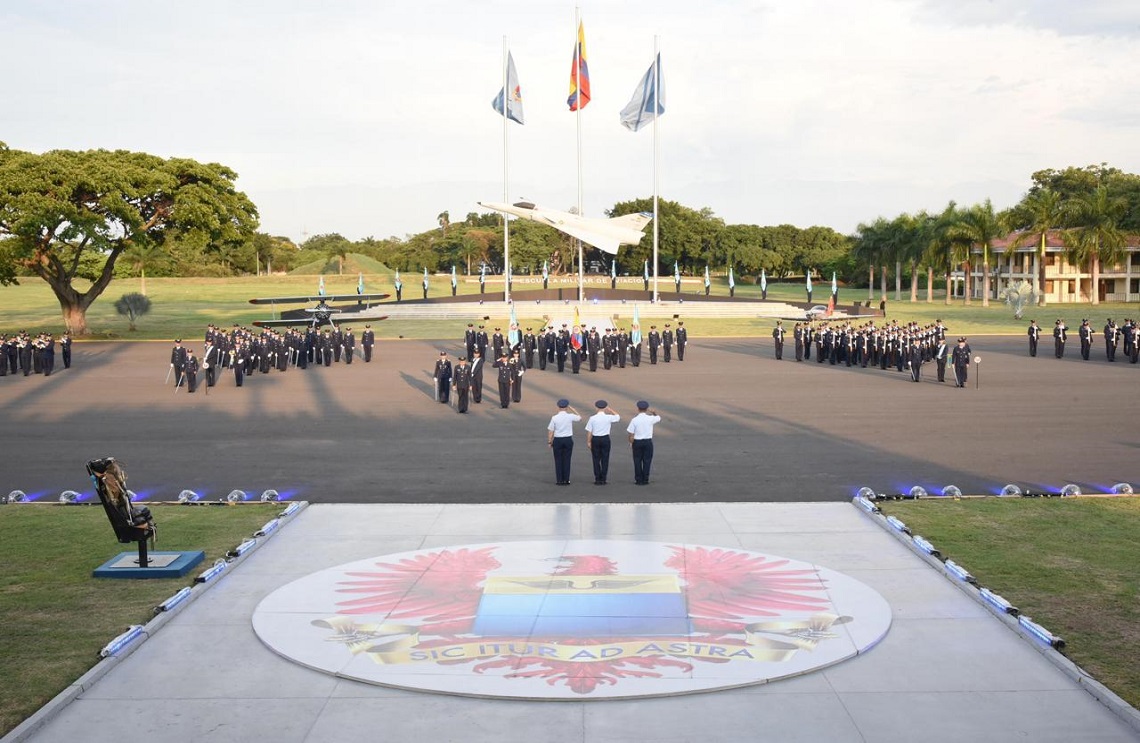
1111, 483, 1134, 495
943, 560, 977, 585
1000, 484, 1022, 497
908, 485, 928, 499
941, 485, 963, 498
59, 490, 81, 504
979, 587, 1018, 616
856, 486, 876, 500
885, 515, 911, 534
99, 625, 146, 658
4, 490, 27, 504
1018, 616, 1065, 650
259, 489, 279, 502
225, 489, 247, 503
177, 489, 201, 504
911, 535, 940, 558
228, 538, 257, 558
1060, 484, 1082, 497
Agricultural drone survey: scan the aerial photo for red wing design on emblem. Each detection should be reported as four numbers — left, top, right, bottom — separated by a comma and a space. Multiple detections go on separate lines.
334, 547, 501, 632
665, 546, 831, 631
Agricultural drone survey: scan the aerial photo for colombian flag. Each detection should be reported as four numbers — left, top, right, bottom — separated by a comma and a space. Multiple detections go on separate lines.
567, 21, 591, 111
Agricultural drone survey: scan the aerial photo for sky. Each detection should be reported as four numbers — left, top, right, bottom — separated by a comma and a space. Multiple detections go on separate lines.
3, 0, 1140, 243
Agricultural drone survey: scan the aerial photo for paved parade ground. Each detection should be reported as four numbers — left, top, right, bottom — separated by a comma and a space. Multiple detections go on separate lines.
1, 334, 1136, 502
5, 334, 1140, 743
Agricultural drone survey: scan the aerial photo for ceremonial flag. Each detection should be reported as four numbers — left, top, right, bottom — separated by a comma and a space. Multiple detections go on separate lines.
643, 260, 649, 283
509, 304, 520, 347
357, 272, 364, 295
574, 305, 582, 328
492, 51, 525, 125
567, 21, 591, 111
806, 272, 812, 293
480, 264, 486, 285
612, 260, 617, 280
451, 265, 458, 289
620, 53, 665, 132
760, 269, 767, 293
728, 266, 735, 289
542, 261, 549, 282
831, 271, 837, 296
318, 276, 326, 296
394, 270, 402, 290
631, 304, 642, 345
704, 265, 710, 289
423, 267, 429, 289
674, 262, 680, 284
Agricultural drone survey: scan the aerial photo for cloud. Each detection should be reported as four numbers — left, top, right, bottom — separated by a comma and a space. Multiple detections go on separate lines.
917, 0, 1140, 38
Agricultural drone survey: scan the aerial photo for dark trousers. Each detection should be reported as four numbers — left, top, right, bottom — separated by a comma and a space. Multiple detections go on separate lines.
552, 436, 573, 484
498, 380, 510, 408
632, 439, 654, 484
472, 377, 482, 403
363, 344, 373, 362
590, 435, 611, 483
456, 387, 469, 413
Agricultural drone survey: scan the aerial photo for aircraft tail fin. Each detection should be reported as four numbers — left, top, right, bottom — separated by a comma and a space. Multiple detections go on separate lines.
609, 212, 653, 230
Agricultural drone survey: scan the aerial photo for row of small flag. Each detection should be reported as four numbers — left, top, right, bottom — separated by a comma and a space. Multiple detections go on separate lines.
492, 21, 665, 133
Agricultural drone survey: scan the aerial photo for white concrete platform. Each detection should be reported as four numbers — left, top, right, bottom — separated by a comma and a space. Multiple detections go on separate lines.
18, 503, 1140, 743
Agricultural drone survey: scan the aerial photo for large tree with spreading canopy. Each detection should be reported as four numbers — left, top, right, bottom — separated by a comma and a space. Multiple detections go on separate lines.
0, 144, 258, 334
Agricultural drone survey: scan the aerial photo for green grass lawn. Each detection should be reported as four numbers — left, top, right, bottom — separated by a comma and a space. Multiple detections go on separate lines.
0, 504, 284, 736
2, 274, 1133, 340
878, 497, 1140, 710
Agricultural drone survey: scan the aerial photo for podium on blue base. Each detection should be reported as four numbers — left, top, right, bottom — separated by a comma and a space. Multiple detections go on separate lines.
93, 550, 205, 579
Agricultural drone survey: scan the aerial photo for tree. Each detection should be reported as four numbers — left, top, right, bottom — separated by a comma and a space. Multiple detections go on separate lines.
0, 146, 257, 334
1006, 188, 1062, 306
1063, 185, 1128, 305
950, 199, 1004, 307
114, 292, 151, 331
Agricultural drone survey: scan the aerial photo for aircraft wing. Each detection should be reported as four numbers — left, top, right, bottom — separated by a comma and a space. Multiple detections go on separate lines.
249, 293, 389, 305
479, 201, 651, 256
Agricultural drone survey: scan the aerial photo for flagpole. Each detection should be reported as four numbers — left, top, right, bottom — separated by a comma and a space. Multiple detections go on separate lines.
502, 37, 511, 305
575, 7, 585, 304
652, 36, 661, 304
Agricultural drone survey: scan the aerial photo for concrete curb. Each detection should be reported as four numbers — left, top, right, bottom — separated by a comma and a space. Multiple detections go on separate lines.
0, 501, 310, 743
851, 498, 1140, 735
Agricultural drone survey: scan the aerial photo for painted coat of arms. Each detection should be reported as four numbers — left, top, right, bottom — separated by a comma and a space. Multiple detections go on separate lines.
253, 540, 891, 699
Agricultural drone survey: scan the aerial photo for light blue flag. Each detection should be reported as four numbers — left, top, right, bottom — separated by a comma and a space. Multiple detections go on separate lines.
451, 265, 457, 289
423, 267, 429, 290
612, 260, 617, 279
480, 264, 486, 285
508, 304, 520, 347
542, 261, 549, 281
492, 51, 525, 125
806, 271, 812, 293
643, 260, 649, 282
318, 275, 326, 296
704, 265, 710, 288
729, 266, 735, 289
760, 269, 767, 293
357, 272, 364, 295
831, 271, 837, 295
674, 262, 680, 283
620, 53, 665, 132
631, 304, 642, 345
394, 270, 402, 290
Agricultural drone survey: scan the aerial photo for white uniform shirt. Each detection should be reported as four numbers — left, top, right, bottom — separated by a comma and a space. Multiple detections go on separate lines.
548, 411, 581, 438
627, 412, 661, 440
585, 412, 620, 437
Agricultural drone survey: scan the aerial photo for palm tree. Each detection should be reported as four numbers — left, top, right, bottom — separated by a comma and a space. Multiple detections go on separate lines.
1007, 188, 1062, 306
852, 218, 888, 302
437, 211, 450, 234
1063, 185, 1128, 306
119, 242, 166, 296
950, 199, 1004, 307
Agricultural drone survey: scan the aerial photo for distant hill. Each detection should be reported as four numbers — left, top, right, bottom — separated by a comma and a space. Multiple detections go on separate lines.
290, 253, 394, 277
